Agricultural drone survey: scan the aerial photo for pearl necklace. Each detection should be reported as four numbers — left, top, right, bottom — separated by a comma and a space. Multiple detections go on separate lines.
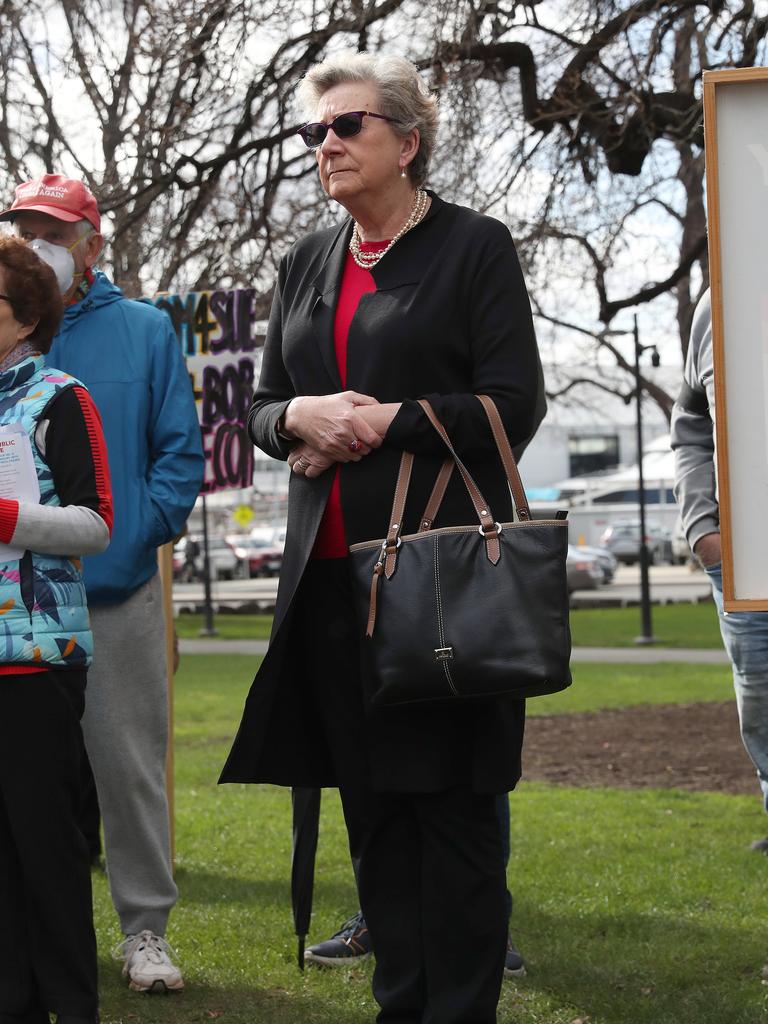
349, 189, 429, 270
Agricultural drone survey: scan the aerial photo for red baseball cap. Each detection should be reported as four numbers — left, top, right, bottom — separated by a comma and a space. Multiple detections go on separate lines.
0, 174, 101, 232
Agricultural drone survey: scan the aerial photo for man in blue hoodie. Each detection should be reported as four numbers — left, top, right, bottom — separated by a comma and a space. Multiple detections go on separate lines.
0, 175, 205, 993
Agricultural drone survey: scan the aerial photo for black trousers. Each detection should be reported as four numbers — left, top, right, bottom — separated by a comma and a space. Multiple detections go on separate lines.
352, 793, 513, 924
297, 560, 507, 1024
0, 670, 98, 1022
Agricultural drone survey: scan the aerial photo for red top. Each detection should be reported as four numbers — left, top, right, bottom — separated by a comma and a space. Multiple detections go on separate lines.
312, 241, 389, 559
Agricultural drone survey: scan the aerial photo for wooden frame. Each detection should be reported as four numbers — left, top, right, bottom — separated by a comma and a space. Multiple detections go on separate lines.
703, 67, 768, 610
158, 542, 176, 867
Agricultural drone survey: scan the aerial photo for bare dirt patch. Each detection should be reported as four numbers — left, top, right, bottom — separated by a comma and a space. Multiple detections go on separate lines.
523, 701, 758, 795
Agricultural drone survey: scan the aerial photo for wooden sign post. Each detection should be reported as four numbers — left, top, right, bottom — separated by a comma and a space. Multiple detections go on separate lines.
157, 542, 176, 866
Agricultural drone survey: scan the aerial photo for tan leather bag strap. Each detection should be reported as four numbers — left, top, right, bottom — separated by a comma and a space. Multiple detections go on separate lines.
366, 558, 384, 637
366, 450, 413, 635
418, 459, 454, 532
366, 398, 526, 636
382, 451, 413, 579
475, 394, 531, 521
417, 400, 500, 564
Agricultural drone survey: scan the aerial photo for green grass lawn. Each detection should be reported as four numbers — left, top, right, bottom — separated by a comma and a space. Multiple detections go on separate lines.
93, 655, 763, 1024
176, 611, 274, 640
176, 601, 724, 649
569, 601, 722, 649
530, 661, 732, 715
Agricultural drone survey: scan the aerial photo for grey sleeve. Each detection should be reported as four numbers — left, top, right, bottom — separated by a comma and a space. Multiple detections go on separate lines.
8, 501, 110, 556
6, 416, 112, 556
670, 291, 719, 552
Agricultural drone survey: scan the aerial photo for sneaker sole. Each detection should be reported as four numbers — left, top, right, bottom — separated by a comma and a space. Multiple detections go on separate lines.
304, 950, 372, 967
128, 977, 185, 993
503, 965, 526, 979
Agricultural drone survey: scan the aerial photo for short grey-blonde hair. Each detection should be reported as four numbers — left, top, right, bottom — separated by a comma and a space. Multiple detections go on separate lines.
297, 52, 438, 187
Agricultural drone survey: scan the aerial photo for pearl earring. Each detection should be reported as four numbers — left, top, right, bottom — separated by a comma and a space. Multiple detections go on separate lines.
400, 166, 407, 178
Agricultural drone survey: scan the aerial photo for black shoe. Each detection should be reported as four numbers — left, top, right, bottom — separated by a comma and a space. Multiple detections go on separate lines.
504, 936, 526, 978
304, 910, 372, 967
750, 837, 768, 853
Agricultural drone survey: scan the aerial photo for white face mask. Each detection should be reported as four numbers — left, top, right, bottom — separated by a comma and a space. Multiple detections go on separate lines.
29, 238, 79, 294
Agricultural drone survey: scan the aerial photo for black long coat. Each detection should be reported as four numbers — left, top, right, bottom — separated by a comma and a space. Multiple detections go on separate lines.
220, 192, 543, 794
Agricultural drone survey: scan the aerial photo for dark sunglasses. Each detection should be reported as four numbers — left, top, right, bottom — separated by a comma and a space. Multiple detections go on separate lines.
297, 110, 395, 149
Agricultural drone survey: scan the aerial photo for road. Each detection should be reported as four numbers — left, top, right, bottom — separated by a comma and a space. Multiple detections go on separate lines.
173, 575, 279, 612
179, 636, 729, 663
172, 563, 712, 612
569, 563, 712, 607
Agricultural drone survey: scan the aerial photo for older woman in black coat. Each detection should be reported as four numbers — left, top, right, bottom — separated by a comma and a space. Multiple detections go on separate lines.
221, 51, 542, 1023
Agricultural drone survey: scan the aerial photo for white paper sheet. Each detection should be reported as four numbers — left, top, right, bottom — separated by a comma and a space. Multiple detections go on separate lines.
0, 424, 40, 563
715, 80, 768, 600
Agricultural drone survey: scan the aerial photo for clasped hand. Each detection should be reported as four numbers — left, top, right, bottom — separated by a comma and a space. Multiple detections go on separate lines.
285, 391, 383, 478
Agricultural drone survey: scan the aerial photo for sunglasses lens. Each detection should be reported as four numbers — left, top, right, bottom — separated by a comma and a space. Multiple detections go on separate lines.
299, 123, 327, 148
299, 112, 367, 148
333, 113, 364, 139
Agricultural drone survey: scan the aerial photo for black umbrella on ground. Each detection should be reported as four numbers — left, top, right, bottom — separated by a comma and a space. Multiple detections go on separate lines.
291, 786, 322, 969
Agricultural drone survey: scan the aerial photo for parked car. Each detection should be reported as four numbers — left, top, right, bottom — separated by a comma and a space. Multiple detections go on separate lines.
229, 536, 283, 577
576, 544, 618, 584
566, 545, 604, 593
598, 519, 672, 566
173, 535, 244, 580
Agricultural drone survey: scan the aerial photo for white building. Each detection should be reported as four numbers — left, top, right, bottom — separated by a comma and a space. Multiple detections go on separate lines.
520, 365, 678, 489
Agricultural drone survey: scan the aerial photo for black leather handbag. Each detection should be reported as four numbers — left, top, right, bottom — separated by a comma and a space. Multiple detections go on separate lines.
348, 395, 572, 707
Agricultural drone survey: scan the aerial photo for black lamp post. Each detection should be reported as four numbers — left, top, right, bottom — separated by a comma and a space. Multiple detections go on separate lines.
632, 313, 659, 646
199, 493, 218, 637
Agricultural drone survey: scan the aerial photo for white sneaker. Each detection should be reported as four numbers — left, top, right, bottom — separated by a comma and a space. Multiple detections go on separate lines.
114, 930, 184, 992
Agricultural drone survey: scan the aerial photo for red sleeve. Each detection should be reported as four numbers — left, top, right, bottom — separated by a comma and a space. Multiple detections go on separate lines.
0, 500, 19, 544
41, 386, 114, 535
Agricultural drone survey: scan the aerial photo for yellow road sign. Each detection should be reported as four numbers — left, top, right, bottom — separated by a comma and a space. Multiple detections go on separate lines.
233, 504, 254, 527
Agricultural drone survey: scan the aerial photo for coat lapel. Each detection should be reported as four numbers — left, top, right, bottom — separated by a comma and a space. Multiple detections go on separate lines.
308, 192, 446, 387
310, 220, 352, 390
369, 190, 444, 292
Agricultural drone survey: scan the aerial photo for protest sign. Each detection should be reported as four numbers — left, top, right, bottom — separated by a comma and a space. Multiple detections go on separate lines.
148, 288, 266, 494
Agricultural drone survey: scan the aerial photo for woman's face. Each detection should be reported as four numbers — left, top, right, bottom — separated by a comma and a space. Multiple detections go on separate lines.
0, 267, 33, 362
314, 81, 410, 206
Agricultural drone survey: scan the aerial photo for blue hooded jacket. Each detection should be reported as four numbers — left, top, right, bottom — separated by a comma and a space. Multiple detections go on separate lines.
48, 271, 204, 605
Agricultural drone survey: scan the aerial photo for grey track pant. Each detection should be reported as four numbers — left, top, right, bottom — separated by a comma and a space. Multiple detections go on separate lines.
83, 573, 177, 936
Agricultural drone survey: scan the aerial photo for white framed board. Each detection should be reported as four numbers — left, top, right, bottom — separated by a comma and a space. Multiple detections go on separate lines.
703, 67, 768, 611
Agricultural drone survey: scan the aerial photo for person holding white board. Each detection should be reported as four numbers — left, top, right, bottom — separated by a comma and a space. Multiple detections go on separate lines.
672, 291, 768, 862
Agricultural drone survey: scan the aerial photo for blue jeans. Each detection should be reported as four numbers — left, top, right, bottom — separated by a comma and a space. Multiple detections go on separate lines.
707, 563, 768, 811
